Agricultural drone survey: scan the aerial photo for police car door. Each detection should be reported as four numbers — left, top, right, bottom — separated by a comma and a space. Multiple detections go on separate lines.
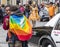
51, 18, 60, 47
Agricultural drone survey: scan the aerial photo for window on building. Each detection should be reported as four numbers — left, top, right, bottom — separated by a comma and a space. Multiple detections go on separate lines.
7, 0, 10, 5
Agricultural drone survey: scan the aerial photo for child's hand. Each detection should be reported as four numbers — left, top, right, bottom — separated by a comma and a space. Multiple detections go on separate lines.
5, 18, 9, 26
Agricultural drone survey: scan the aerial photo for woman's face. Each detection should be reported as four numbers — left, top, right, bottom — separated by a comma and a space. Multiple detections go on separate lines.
5, 7, 11, 15
33, 5, 36, 8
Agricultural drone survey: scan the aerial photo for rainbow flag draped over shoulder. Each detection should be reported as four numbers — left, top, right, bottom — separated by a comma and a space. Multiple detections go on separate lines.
9, 14, 32, 41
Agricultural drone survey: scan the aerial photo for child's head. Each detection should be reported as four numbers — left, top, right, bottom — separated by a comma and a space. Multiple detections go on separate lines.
5, 5, 11, 15
10, 6, 18, 12
5, 5, 18, 15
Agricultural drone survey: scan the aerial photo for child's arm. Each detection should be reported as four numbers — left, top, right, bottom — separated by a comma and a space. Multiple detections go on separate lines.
5, 18, 9, 26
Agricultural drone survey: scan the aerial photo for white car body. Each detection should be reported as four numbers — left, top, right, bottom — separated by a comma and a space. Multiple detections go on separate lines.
45, 13, 60, 47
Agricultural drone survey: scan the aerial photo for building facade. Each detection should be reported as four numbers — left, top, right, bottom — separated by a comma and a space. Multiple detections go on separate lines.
0, 0, 60, 5
1, 0, 7, 5
0, 0, 16, 5
39, 0, 59, 4
0, 0, 25, 5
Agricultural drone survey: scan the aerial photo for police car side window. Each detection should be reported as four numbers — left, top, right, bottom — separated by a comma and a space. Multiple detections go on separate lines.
55, 19, 60, 30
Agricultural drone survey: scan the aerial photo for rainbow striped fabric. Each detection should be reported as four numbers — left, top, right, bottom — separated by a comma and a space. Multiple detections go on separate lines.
9, 14, 32, 41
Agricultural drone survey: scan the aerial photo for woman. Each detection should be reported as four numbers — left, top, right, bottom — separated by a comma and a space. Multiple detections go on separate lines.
29, 2, 40, 27
3, 5, 22, 47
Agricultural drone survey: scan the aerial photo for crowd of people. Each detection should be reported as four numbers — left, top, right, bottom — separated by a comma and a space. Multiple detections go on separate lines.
0, 1, 59, 25
0, 1, 60, 47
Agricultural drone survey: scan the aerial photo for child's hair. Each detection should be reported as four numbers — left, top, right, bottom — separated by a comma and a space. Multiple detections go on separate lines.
5, 5, 18, 12
10, 6, 18, 12
5, 5, 11, 11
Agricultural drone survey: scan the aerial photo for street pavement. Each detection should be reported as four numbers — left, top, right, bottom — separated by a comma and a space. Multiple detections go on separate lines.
0, 21, 47, 47
0, 24, 8, 47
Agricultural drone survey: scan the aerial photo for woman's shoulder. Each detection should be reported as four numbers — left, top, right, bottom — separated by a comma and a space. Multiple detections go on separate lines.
3, 15, 9, 21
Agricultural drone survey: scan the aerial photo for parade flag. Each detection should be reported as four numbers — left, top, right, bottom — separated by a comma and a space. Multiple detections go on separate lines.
9, 14, 32, 41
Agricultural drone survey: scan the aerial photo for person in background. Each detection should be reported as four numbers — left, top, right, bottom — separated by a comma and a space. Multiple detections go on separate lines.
25, 4, 30, 18
48, 2, 55, 19
29, 1, 40, 27
0, 5, 3, 24
56, 3, 60, 13
39, 3, 49, 21
28, 0, 32, 5
1, 4, 5, 16
37, 4, 41, 14
19, 3, 25, 14
54, 3, 59, 14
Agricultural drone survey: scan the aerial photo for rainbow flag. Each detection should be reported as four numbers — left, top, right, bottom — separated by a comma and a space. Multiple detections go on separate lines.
9, 14, 32, 41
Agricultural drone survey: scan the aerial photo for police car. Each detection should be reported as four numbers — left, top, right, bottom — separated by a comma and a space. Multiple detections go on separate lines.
33, 13, 60, 47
